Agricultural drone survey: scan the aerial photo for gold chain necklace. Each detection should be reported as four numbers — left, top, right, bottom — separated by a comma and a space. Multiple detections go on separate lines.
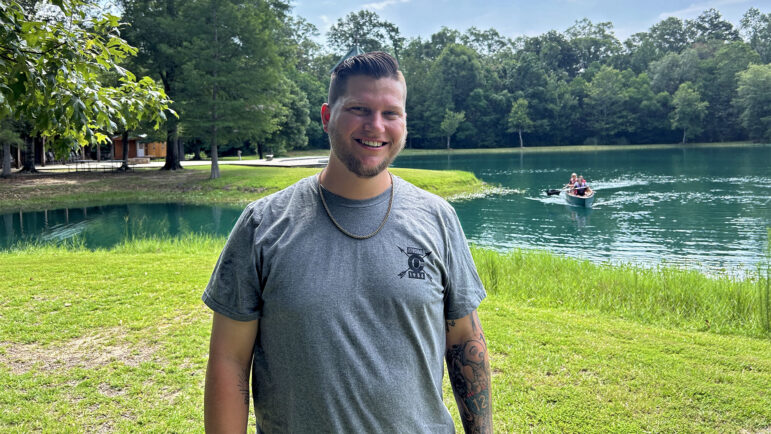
318, 173, 394, 240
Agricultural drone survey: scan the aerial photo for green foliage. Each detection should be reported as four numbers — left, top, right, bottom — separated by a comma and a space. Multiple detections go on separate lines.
0, 0, 171, 157
439, 110, 465, 143
734, 63, 771, 142
177, 0, 292, 179
670, 82, 709, 143
740, 8, 771, 63
506, 98, 533, 133
326, 10, 404, 58
585, 65, 628, 141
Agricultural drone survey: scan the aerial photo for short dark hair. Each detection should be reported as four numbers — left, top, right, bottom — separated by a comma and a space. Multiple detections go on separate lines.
328, 51, 405, 107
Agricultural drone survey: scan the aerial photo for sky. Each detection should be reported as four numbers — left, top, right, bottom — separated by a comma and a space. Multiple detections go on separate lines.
290, 0, 771, 46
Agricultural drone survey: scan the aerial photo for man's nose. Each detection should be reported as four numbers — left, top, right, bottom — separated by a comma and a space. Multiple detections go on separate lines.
364, 112, 385, 131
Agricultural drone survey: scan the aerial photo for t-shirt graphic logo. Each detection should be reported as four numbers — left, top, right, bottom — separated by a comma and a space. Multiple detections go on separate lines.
397, 246, 432, 280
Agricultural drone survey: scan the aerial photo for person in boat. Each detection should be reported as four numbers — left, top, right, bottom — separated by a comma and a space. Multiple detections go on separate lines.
566, 173, 577, 192
574, 176, 591, 196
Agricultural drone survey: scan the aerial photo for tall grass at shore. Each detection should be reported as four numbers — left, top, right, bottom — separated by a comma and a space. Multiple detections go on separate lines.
472, 246, 771, 338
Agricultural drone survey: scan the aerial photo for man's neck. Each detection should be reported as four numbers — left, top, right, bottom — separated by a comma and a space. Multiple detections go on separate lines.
319, 158, 392, 200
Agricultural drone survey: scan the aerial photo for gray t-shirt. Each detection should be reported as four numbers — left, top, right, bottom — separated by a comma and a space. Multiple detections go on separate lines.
202, 174, 486, 433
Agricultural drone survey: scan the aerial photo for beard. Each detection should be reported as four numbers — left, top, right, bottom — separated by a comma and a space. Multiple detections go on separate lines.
328, 129, 406, 179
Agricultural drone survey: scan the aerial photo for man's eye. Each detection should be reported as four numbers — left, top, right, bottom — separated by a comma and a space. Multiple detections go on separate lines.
349, 107, 367, 113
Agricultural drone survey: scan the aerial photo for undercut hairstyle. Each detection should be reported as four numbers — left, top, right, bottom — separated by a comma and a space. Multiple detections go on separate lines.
328, 51, 406, 107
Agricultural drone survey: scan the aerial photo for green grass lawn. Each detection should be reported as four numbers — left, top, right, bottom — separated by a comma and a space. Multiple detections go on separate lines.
1, 237, 769, 432
0, 165, 489, 213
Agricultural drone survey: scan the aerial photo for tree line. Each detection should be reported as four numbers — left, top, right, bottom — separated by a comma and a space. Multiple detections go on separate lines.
2, 1, 770, 179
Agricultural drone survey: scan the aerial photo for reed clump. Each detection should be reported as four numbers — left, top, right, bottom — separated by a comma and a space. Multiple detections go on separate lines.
471, 246, 771, 338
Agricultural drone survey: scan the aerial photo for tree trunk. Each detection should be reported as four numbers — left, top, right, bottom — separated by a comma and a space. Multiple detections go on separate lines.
682, 128, 687, 145
40, 137, 46, 167
15, 144, 21, 169
209, 4, 220, 180
161, 118, 182, 170
256, 141, 264, 159
518, 129, 524, 148
20, 136, 37, 173
192, 141, 202, 160
446, 135, 451, 150
96, 142, 101, 161
2, 142, 11, 177
118, 130, 130, 171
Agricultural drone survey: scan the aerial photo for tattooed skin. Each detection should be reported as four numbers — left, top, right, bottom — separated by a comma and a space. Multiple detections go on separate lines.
445, 319, 456, 333
446, 312, 492, 434
238, 369, 250, 407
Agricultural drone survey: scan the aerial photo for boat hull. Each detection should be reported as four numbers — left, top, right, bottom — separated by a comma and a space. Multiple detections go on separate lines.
564, 191, 594, 208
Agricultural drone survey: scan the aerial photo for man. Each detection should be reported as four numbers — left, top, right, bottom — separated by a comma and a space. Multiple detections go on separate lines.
203, 51, 491, 433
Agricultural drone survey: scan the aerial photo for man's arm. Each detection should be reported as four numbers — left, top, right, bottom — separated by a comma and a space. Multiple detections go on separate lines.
204, 312, 259, 433
446, 310, 492, 434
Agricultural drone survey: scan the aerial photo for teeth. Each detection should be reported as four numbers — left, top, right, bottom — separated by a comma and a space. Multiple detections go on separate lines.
360, 140, 385, 148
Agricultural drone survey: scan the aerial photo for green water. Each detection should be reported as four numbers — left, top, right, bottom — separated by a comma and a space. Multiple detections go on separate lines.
393, 145, 771, 277
2, 145, 769, 277
1, 203, 243, 249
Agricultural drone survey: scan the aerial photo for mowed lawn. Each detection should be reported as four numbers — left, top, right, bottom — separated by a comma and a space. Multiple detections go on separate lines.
1, 238, 769, 432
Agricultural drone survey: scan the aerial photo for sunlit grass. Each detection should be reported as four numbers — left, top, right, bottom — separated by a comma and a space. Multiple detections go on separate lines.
472, 246, 771, 338
2, 236, 769, 432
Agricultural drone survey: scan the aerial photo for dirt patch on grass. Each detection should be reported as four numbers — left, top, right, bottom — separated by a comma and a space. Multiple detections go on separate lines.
0, 170, 207, 205
0, 328, 157, 374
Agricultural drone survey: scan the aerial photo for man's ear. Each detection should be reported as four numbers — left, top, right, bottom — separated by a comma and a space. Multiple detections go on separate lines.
321, 103, 331, 132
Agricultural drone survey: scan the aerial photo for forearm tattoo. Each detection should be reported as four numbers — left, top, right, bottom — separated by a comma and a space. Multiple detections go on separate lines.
446, 312, 492, 434
238, 368, 250, 407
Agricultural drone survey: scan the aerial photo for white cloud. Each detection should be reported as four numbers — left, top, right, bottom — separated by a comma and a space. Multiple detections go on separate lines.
658, 0, 750, 20
361, 0, 410, 11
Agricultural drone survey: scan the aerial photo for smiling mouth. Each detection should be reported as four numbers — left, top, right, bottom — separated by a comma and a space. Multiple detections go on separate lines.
356, 139, 387, 148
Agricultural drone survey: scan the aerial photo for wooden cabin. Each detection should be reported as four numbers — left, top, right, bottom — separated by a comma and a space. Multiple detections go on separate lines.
112, 135, 166, 159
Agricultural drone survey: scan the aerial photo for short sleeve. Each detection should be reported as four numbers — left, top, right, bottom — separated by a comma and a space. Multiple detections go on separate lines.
442, 205, 486, 320
202, 203, 263, 321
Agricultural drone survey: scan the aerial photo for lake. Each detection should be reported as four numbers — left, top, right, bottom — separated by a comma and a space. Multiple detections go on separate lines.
2, 145, 769, 277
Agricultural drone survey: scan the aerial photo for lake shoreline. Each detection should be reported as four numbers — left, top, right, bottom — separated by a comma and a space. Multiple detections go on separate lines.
0, 165, 489, 214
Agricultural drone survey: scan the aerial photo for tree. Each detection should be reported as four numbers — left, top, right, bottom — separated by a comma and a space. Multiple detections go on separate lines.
439, 110, 465, 149
327, 10, 404, 58
734, 64, 771, 142
179, 0, 291, 179
740, 8, 771, 63
507, 98, 533, 147
521, 31, 580, 77
648, 50, 701, 94
565, 18, 622, 71
542, 74, 579, 145
688, 8, 740, 43
1, 119, 24, 177
585, 66, 628, 141
120, 0, 189, 170
263, 80, 310, 156
670, 82, 708, 144
425, 44, 482, 144
0, 0, 171, 173
699, 41, 759, 141
648, 16, 694, 54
